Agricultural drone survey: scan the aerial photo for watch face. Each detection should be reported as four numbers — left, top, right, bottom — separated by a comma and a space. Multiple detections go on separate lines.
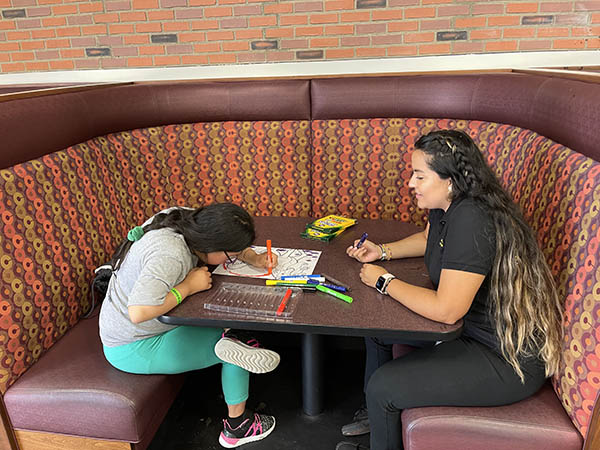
376, 275, 386, 292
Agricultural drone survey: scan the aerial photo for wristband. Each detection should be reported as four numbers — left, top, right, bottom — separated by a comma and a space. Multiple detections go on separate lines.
171, 288, 183, 305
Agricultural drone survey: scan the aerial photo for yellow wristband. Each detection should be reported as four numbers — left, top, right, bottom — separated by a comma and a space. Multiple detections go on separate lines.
171, 288, 183, 305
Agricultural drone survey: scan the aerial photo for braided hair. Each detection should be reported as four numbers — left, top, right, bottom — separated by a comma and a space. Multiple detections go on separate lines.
415, 130, 563, 382
109, 203, 255, 271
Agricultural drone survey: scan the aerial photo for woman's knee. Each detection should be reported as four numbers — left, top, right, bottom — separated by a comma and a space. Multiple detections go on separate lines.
366, 365, 400, 409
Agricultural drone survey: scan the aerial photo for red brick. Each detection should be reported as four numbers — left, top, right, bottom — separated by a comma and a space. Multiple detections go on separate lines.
25, 61, 49, 70
295, 26, 323, 36
206, 30, 234, 40
21, 40, 44, 50
220, 0, 246, 4
41, 17, 65, 26
7, 31, 30, 40
295, 1, 323, 12
164, 21, 190, 31
420, 19, 451, 30
27, 6, 52, 16
325, 0, 354, 11
586, 37, 600, 47
82, 25, 107, 35
249, 16, 277, 26
388, 45, 418, 56
264, 3, 293, 13
181, 54, 209, 64
404, 32, 435, 43
190, 0, 216, 5
94, 13, 119, 24
372, 34, 403, 45
0, 20, 16, 31
127, 57, 153, 66
113, 47, 138, 57
57, 27, 81, 37
124, 35, 150, 44
488, 16, 521, 26
519, 39, 552, 50
2, 62, 26, 72
341, 36, 370, 46
101, 58, 127, 68
233, 5, 261, 15
592, 13, 600, 22
418, 42, 451, 54
194, 42, 221, 52
110, 24, 135, 34
266, 51, 295, 61
166, 43, 193, 53
50, 60, 74, 69
266, 28, 294, 38
75, 59, 101, 69
204, 7, 232, 17
235, 29, 262, 39
310, 13, 338, 24
179, 32, 206, 42
106, 0, 132, 11
281, 38, 308, 49
537, 27, 570, 37
139, 45, 165, 55
437, 5, 470, 16
372, 9, 403, 20
553, 38, 586, 48
340, 11, 370, 22
326, 48, 354, 58
209, 53, 235, 63
455, 17, 486, 28
149, 11, 174, 20
310, 37, 339, 47
575, 1, 600, 11
46, 38, 70, 48
155, 55, 181, 65
120, 12, 147, 21
388, 20, 418, 32
421, 0, 453, 3
356, 47, 386, 57
555, 13, 588, 24
471, 29, 501, 39
541, 2, 574, 13
485, 40, 518, 51
404, 7, 435, 18
281, 15, 308, 26
223, 41, 248, 51
506, 2, 538, 13
136, 22, 162, 32
79, 2, 104, 13
325, 24, 354, 34
190, 20, 219, 30
132, 0, 158, 9
453, 41, 485, 53
31, 29, 55, 38
504, 27, 536, 38
472, 3, 505, 15
356, 23, 386, 33
34, 49, 59, 59
11, 51, 34, 61
61, 48, 85, 57
0, 42, 19, 51
68, 15, 93, 25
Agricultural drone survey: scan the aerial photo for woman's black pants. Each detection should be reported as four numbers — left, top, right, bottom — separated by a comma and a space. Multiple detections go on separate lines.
364, 336, 547, 450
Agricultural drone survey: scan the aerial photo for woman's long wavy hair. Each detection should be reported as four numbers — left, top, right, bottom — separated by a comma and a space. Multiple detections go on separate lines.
109, 203, 255, 271
415, 130, 563, 382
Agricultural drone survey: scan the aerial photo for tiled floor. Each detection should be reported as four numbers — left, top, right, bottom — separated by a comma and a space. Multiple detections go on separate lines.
148, 334, 371, 450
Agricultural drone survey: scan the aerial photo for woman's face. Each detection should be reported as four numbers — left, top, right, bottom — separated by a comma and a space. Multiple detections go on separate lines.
408, 150, 452, 211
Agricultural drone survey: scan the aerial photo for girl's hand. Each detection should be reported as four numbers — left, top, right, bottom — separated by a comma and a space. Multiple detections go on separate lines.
346, 239, 381, 263
182, 266, 212, 295
360, 264, 388, 288
242, 248, 279, 270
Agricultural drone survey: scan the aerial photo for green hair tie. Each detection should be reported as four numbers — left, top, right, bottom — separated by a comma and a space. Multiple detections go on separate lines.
127, 226, 144, 242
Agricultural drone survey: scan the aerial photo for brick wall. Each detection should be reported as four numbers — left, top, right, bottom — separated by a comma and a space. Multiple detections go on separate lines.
1, 0, 599, 74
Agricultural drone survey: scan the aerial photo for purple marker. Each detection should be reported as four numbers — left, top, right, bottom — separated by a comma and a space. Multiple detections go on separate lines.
356, 232, 368, 249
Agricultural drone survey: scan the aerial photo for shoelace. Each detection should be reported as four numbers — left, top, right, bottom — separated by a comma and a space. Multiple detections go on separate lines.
245, 414, 263, 437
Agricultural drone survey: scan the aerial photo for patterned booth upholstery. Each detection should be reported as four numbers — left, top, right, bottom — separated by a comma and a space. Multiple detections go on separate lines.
0, 73, 599, 450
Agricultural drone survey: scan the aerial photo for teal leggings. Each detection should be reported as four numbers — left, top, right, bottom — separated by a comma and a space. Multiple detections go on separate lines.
103, 326, 249, 405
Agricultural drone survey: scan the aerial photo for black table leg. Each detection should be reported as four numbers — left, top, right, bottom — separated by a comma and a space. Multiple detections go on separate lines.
301, 332, 324, 415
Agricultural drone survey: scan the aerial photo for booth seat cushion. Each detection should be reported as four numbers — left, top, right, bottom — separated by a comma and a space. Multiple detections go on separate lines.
401, 382, 583, 450
3, 313, 185, 442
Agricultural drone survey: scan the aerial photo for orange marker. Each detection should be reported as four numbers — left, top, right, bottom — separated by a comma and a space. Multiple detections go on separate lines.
276, 288, 292, 316
266, 239, 273, 275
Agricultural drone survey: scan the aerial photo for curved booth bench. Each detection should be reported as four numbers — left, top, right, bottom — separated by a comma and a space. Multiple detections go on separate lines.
0, 72, 599, 450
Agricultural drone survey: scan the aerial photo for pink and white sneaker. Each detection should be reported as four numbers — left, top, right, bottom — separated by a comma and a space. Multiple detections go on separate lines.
219, 413, 276, 448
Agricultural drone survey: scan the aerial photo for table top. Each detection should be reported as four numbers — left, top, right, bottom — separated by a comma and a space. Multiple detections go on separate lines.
158, 216, 462, 341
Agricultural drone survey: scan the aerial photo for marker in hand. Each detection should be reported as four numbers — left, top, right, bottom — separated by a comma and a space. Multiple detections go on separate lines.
355, 232, 368, 249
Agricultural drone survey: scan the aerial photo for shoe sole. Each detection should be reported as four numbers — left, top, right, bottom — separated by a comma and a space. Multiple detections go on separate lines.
214, 338, 280, 374
218, 417, 276, 448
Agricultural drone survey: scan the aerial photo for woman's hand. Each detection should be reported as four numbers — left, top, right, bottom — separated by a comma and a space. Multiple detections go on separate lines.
346, 239, 381, 263
182, 266, 212, 295
241, 248, 279, 270
360, 263, 388, 288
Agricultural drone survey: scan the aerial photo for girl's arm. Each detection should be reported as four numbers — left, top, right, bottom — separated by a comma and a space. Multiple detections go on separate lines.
128, 266, 212, 324
360, 264, 484, 325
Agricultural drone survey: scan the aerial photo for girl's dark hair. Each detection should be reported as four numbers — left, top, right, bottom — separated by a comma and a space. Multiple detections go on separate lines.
110, 203, 255, 270
415, 130, 563, 383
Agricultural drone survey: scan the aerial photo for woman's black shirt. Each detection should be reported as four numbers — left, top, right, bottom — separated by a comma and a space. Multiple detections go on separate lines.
424, 197, 499, 351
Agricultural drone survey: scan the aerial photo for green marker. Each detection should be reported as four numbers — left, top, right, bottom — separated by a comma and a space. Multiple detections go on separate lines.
315, 284, 353, 304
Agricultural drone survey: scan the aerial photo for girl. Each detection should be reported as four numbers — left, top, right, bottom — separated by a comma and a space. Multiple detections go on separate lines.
99, 203, 280, 448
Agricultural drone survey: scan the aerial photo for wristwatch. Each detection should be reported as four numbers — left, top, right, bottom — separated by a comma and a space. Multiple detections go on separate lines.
375, 273, 396, 295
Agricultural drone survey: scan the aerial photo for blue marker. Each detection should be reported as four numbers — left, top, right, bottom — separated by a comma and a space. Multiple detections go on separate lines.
356, 232, 368, 249
281, 274, 324, 281
307, 280, 347, 293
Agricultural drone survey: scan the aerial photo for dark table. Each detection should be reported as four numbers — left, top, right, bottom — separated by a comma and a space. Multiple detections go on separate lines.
159, 216, 462, 415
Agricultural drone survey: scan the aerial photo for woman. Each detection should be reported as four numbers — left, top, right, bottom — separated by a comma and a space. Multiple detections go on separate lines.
99, 203, 279, 448
337, 130, 563, 450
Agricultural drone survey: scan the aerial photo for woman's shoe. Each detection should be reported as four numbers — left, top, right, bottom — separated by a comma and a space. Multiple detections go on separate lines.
214, 329, 280, 374
335, 441, 369, 450
219, 412, 276, 448
341, 405, 370, 436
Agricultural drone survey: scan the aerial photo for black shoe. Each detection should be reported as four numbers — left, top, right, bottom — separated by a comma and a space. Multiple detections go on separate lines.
336, 442, 369, 450
219, 412, 276, 448
341, 405, 370, 436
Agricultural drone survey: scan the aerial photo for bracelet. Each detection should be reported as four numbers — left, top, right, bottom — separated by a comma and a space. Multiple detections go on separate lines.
171, 288, 183, 305
379, 244, 391, 261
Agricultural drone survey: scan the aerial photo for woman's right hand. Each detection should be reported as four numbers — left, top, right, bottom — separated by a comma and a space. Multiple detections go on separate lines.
346, 239, 381, 263
182, 266, 212, 295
